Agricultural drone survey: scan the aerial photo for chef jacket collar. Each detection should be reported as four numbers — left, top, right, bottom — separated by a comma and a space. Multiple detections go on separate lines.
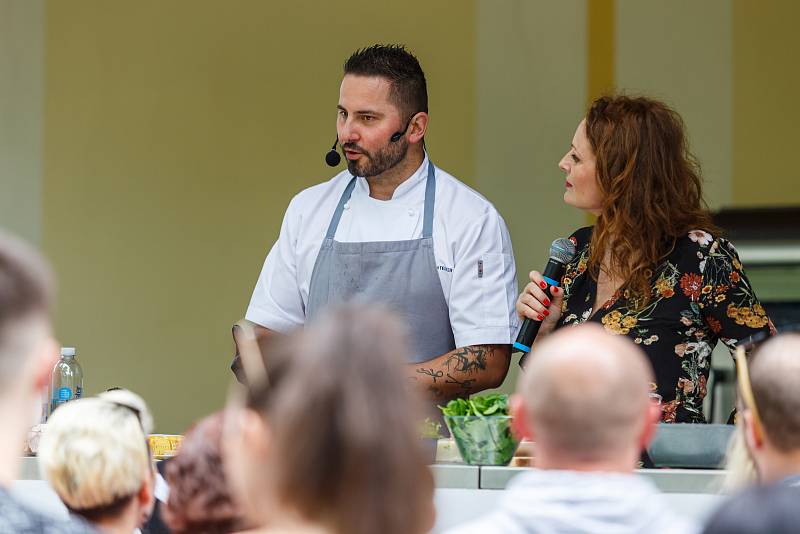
354, 152, 430, 202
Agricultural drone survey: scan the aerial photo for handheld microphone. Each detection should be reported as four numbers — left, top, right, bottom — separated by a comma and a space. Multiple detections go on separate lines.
514, 237, 577, 355
325, 136, 341, 167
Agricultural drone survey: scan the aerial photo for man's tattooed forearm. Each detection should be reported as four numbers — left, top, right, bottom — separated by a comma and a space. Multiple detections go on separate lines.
417, 367, 444, 383
444, 345, 490, 375
445, 373, 476, 393
427, 385, 444, 398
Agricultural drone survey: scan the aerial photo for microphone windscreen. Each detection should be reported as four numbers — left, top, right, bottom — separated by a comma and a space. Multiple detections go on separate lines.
549, 237, 577, 264
325, 149, 341, 167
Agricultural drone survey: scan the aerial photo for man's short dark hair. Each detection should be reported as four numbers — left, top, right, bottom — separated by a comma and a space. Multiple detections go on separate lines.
344, 44, 428, 120
0, 230, 53, 381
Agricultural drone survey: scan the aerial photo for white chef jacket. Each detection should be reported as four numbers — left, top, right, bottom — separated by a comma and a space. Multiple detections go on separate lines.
246, 155, 518, 349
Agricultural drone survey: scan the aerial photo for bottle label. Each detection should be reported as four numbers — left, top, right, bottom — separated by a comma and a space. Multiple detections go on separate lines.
58, 387, 72, 402
76, 386, 83, 399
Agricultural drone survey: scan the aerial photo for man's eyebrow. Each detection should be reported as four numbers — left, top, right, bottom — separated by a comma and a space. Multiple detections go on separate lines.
336, 105, 384, 117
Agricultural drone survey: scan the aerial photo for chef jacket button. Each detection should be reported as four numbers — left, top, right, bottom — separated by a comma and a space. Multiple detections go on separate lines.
344, 203, 350, 210
408, 209, 415, 216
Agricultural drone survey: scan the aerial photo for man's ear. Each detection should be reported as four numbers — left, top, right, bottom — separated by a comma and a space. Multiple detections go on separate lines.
33, 337, 59, 391
407, 112, 429, 144
240, 408, 272, 458
510, 394, 534, 441
639, 401, 661, 450
742, 410, 765, 452
138, 468, 156, 525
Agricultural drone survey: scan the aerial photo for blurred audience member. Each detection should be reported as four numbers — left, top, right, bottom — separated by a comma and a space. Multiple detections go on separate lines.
100, 388, 155, 435
39, 397, 155, 534
163, 411, 252, 534
447, 324, 695, 534
0, 230, 95, 533
702, 483, 800, 534
737, 333, 800, 485
721, 424, 757, 493
223, 304, 435, 534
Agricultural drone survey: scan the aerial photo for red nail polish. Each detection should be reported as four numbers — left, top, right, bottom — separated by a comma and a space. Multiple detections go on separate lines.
539, 281, 547, 289
537, 314, 544, 321
544, 298, 551, 306
543, 310, 550, 316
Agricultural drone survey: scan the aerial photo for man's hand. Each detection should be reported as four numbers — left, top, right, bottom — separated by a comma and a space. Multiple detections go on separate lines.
231, 322, 276, 384
407, 344, 511, 402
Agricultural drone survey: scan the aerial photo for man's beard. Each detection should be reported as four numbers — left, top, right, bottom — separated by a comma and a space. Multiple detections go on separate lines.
343, 138, 409, 178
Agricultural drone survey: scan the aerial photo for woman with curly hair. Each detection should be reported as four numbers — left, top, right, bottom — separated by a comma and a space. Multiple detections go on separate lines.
516, 95, 774, 423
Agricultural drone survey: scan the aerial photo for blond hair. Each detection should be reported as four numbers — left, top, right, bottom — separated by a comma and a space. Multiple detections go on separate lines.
39, 397, 151, 513
721, 423, 757, 493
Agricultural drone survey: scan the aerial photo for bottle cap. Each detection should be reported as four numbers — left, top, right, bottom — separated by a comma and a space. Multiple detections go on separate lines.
61, 347, 76, 358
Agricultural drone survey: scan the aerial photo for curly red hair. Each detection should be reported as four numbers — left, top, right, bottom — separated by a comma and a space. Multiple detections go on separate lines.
585, 95, 719, 307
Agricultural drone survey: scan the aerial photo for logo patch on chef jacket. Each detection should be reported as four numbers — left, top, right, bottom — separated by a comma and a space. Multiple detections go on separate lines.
477, 259, 484, 278
437, 265, 453, 273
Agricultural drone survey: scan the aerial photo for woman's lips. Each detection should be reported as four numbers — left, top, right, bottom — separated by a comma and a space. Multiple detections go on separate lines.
565, 180, 573, 188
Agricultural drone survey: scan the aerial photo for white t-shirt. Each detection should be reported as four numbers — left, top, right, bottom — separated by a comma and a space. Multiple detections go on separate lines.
246, 155, 518, 349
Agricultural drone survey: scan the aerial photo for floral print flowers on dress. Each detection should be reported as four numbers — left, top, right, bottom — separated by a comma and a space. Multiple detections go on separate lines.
688, 229, 713, 247
680, 273, 703, 301
558, 227, 773, 423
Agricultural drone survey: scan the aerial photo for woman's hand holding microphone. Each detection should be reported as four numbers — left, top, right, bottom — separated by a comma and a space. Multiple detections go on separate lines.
516, 270, 564, 338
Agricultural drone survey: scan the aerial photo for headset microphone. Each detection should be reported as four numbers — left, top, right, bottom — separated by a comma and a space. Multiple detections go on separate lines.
327, 117, 412, 166
390, 118, 413, 143
325, 136, 341, 167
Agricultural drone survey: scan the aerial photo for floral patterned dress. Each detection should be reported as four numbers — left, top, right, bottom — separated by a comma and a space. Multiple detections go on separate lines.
557, 227, 774, 423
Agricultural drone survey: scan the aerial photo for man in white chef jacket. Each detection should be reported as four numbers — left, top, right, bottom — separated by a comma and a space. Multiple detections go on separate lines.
240, 44, 518, 404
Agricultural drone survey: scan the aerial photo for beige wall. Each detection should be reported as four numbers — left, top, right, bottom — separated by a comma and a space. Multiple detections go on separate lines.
42, 0, 476, 432
0, 0, 44, 244
476, 0, 589, 392
732, 0, 800, 207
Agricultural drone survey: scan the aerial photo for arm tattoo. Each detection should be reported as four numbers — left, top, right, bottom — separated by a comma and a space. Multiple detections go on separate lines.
417, 368, 444, 383
445, 373, 477, 393
444, 345, 490, 375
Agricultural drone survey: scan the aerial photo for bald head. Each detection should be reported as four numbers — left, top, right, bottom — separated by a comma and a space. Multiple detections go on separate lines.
750, 334, 800, 452
518, 324, 654, 461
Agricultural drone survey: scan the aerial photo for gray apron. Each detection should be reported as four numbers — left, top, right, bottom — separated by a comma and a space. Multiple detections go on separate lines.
307, 161, 456, 364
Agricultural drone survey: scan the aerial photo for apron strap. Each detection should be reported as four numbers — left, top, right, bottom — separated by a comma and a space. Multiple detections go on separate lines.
422, 161, 436, 239
324, 177, 357, 240
326, 161, 436, 240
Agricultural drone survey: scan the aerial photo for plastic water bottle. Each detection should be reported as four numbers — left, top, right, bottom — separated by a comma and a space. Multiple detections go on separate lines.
50, 347, 84, 414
